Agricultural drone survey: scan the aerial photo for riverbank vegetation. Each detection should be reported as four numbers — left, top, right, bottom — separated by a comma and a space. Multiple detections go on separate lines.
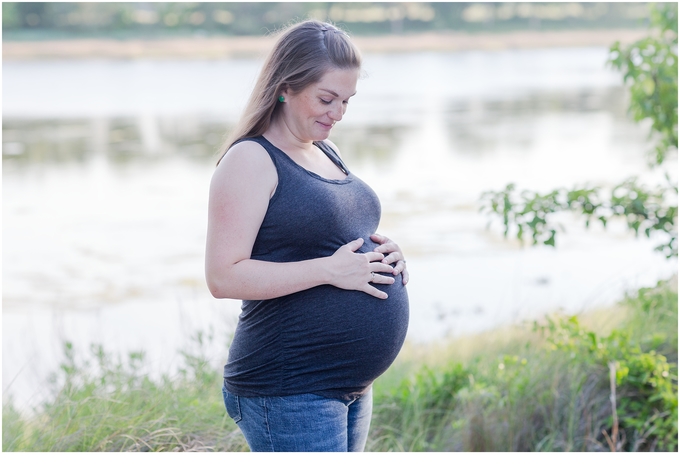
2, 2, 652, 60
369, 276, 678, 451
4, 276, 676, 452
2, 2, 649, 41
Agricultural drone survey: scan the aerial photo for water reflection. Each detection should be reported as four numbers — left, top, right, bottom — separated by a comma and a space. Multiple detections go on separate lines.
331, 125, 411, 167
0, 86, 635, 170
3, 119, 91, 166
2, 115, 410, 169
2, 115, 233, 169
444, 87, 630, 159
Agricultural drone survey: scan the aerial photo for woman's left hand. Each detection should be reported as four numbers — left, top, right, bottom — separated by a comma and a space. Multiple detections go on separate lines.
370, 233, 409, 285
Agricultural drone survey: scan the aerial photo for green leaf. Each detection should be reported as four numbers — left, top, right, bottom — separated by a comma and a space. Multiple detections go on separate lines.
643, 78, 656, 95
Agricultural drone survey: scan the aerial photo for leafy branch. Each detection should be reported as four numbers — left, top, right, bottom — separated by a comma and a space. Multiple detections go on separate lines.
609, 3, 677, 166
480, 3, 678, 258
480, 179, 677, 258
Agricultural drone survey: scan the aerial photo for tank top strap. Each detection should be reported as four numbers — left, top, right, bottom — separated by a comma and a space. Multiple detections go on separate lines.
235, 136, 350, 178
232, 135, 291, 176
314, 140, 350, 176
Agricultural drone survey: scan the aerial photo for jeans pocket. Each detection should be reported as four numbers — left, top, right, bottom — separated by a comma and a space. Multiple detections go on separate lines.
222, 381, 242, 424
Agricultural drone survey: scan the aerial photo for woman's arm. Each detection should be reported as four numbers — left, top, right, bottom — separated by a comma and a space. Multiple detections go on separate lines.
205, 141, 394, 301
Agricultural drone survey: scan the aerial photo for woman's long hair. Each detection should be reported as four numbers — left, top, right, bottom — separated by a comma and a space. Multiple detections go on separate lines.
216, 20, 362, 164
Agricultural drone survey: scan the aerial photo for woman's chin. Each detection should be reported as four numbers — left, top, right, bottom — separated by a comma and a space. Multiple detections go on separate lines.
314, 123, 334, 138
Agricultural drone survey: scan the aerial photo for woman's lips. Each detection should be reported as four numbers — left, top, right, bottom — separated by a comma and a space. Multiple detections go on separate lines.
317, 121, 333, 129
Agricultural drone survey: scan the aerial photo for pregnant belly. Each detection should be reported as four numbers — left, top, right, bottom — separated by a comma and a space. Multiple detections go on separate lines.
227, 267, 409, 397
278, 277, 410, 385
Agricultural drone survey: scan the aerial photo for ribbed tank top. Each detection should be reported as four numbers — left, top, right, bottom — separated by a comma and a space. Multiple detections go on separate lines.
223, 135, 409, 401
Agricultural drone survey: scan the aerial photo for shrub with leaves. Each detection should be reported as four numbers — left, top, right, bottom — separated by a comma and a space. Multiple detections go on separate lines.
534, 281, 678, 452
609, 3, 678, 166
368, 278, 677, 452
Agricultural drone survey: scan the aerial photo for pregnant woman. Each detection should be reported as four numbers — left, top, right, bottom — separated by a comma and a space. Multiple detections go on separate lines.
205, 20, 409, 452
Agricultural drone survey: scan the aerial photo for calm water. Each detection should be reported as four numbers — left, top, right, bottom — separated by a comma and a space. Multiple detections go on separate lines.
3, 47, 676, 410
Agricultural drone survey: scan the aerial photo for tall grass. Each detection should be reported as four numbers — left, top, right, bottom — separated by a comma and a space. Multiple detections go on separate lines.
3, 331, 248, 452
3, 277, 677, 452
368, 276, 678, 452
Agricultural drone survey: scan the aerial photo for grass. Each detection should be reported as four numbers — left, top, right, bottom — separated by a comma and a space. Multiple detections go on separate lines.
3, 331, 248, 452
3, 277, 677, 452
369, 275, 678, 452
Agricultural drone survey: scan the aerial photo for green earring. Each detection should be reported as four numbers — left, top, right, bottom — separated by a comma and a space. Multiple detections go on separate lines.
278, 95, 285, 103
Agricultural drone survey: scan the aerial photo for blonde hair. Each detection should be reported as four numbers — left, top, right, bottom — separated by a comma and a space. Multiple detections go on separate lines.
216, 20, 362, 164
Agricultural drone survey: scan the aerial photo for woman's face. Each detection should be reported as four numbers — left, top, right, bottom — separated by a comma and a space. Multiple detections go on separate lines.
281, 67, 360, 142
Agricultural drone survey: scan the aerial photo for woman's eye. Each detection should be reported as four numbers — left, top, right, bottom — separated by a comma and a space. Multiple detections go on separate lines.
320, 98, 332, 104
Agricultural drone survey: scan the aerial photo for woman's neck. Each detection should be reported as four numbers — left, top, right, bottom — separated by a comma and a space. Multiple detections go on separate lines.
263, 117, 315, 154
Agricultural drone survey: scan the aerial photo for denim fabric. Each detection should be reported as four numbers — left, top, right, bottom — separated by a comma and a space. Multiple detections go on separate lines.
222, 380, 372, 452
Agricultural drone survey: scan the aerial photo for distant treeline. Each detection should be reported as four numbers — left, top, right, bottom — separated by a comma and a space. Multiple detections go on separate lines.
3, 2, 651, 40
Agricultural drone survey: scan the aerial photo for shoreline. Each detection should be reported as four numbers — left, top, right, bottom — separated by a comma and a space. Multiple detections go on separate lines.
2, 28, 647, 60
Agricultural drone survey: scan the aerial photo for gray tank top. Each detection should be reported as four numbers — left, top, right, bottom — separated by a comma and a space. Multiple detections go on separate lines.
223, 135, 409, 401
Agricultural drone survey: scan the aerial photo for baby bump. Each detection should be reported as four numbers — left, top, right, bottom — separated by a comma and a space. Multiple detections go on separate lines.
280, 279, 410, 383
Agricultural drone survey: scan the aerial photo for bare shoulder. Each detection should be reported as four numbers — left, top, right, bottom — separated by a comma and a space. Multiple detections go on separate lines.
218, 140, 273, 170
210, 141, 279, 198
215, 140, 276, 179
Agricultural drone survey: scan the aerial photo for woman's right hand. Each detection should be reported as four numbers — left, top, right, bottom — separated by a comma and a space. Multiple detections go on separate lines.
327, 238, 395, 299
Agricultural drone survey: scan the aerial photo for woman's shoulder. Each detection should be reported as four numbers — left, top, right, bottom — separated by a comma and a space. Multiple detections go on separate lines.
218, 138, 272, 168
213, 138, 277, 185
225, 137, 268, 156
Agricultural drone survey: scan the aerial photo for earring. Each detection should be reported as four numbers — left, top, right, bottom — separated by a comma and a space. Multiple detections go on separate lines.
278, 96, 285, 103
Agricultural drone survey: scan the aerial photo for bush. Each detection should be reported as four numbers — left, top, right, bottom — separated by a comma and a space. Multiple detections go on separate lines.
368, 277, 678, 452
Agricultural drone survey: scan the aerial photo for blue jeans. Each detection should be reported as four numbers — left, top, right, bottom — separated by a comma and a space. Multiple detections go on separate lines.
222, 381, 373, 452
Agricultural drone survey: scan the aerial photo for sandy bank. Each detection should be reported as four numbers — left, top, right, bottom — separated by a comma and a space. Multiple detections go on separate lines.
3, 29, 647, 60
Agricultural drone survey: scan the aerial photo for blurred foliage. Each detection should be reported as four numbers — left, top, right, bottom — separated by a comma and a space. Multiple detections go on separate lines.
369, 277, 677, 451
534, 280, 678, 451
481, 177, 678, 258
2, 2, 651, 40
3, 329, 248, 452
610, 3, 678, 166
481, 3, 678, 258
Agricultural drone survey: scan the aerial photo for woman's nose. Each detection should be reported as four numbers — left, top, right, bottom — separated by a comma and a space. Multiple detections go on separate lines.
328, 103, 343, 121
